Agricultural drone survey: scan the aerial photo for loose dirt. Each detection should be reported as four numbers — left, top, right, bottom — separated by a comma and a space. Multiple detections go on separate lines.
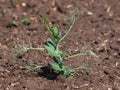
0, 0, 120, 90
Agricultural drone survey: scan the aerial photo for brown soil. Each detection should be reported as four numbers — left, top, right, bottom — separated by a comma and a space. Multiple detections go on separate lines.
0, 0, 120, 90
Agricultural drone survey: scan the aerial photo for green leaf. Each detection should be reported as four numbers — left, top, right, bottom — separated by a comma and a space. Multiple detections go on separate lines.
47, 38, 56, 49
21, 18, 31, 25
58, 50, 62, 55
61, 50, 66, 61
44, 45, 61, 57
12, 21, 18, 26
62, 68, 74, 78
58, 50, 66, 67
50, 26, 59, 38
50, 63, 65, 71
53, 57, 59, 64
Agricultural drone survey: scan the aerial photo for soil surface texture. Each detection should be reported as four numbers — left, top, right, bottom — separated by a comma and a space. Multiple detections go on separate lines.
0, 0, 120, 90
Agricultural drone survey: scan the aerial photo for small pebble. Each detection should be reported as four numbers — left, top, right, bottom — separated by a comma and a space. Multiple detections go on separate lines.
22, 3, 26, 7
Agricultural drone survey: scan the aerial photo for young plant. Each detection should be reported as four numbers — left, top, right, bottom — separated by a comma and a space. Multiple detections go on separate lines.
21, 18, 31, 25
12, 21, 18, 26
41, 15, 77, 78
14, 13, 98, 78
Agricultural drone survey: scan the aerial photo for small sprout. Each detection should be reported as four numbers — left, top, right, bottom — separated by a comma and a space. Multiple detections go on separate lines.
21, 18, 31, 25
12, 21, 18, 26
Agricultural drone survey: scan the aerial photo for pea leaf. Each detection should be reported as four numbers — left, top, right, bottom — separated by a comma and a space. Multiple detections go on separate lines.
44, 45, 61, 57
12, 21, 18, 26
47, 38, 56, 49
58, 50, 66, 67
62, 68, 74, 78
21, 18, 31, 25
50, 63, 65, 71
53, 57, 59, 64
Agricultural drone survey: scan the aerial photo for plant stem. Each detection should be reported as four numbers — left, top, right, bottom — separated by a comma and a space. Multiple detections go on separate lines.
58, 15, 76, 44
66, 51, 90, 59
26, 47, 45, 51
25, 65, 43, 72
74, 66, 87, 70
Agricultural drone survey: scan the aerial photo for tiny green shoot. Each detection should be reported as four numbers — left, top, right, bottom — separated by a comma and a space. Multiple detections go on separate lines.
12, 21, 18, 26
21, 18, 31, 25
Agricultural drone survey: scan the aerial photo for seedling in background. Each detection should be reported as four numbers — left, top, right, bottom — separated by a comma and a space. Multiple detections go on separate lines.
12, 21, 18, 26
21, 18, 31, 25
14, 13, 98, 78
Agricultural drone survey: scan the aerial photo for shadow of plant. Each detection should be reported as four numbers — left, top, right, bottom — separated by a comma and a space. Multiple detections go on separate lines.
38, 66, 59, 80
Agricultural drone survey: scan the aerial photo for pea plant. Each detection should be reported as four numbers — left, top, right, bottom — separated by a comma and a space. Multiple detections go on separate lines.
14, 13, 98, 78
41, 15, 76, 78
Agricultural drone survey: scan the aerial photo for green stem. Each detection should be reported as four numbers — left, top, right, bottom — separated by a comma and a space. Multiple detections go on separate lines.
47, 26, 53, 36
39, 15, 52, 36
66, 51, 90, 59
58, 15, 76, 44
26, 47, 45, 51
74, 66, 87, 70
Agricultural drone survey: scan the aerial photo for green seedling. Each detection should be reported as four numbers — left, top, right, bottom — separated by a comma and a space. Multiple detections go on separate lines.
21, 18, 31, 25
12, 21, 18, 26
41, 14, 77, 78
14, 13, 98, 78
